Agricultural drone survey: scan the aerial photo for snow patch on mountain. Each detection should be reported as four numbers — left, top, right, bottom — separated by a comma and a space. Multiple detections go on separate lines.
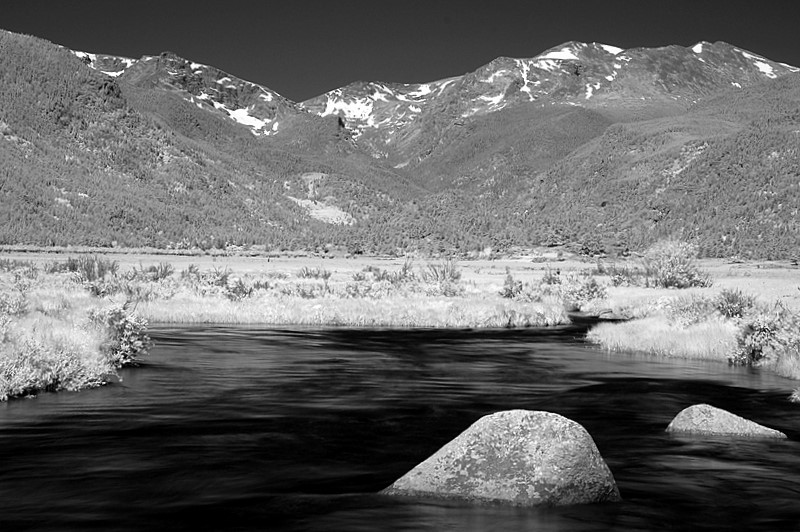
71, 50, 97, 64
599, 44, 623, 55
71, 50, 135, 77
321, 93, 375, 123
541, 46, 580, 60
303, 78, 456, 138
736, 49, 776, 77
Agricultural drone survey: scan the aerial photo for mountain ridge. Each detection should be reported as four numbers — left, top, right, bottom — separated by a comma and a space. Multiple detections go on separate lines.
2, 28, 799, 258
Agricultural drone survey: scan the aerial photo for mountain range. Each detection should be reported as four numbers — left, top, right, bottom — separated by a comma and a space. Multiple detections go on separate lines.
1, 29, 798, 258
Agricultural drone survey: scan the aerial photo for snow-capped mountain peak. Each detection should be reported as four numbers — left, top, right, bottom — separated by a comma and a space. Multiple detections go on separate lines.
71, 49, 136, 77
73, 49, 301, 137
299, 40, 799, 165
299, 78, 457, 141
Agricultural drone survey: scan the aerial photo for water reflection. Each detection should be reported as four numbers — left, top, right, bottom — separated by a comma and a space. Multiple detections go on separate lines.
0, 326, 799, 530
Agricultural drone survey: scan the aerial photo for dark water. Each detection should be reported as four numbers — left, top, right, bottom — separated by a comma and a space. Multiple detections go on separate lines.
2, 325, 800, 531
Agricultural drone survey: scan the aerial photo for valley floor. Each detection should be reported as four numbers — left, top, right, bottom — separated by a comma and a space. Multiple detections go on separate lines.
1, 249, 799, 400
2, 251, 798, 310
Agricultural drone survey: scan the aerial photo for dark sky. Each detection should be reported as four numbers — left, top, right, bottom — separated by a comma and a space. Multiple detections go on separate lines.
4, 0, 800, 102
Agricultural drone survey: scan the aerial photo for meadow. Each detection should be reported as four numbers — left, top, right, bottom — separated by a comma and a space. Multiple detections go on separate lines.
0, 242, 799, 401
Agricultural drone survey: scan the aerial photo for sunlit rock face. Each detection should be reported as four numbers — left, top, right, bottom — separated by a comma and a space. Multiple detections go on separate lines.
382, 409, 621, 506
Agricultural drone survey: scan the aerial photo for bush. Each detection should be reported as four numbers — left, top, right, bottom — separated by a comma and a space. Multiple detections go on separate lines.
89, 305, 152, 367
500, 272, 524, 299
48, 256, 119, 283
642, 240, 712, 289
421, 259, 461, 284
0, 283, 29, 317
0, 258, 37, 272
224, 278, 270, 301
555, 275, 607, 310
715, 288, 756, 319
731, 303, 800, 366
278, 281, 331, 299
594, 260, 646, 287
423, 280, 465, 297
127, 262, 175, 282
362, 259, 416, 286
0, 338, 110, 400
297, 266, 332, 280
341, 280, 393, 299
500, 269, 607, 310
664, 294, 719, 326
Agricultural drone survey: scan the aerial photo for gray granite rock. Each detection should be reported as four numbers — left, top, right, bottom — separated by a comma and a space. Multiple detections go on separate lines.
666, 404, 786, 438
382, 409, 621, 506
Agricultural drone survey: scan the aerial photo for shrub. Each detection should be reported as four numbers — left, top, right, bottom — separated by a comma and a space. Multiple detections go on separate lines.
297, 266, 331, 280
665, 294, 719, 326
181, 264, 201, 281
89, 305, 152, 367
49, 256, 119, 283
0, 273, 30, 316
0, 337, 110, 400
0, 258, 37, 272
641, 240, 712, 289
715, 288, 756, 319
383, 258, 416, 285
210, 266, 232, 286
421, 259, 461, 284
594, 261, 646, 287
500, 272, 523, 299
278, 281, 331, 299
556, 275, 608, 310
731, 303, 800, 366
223, 278, 270, 301
341, 280, 393, 299
423, 280, 465, 297
363, 260, 415, 285
128, 262, 175, 282
540, 267, 562, 286
119, 279, 178, 303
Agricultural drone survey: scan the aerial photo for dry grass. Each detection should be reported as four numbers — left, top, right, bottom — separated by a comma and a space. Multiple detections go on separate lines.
137, 293, 569, 328
0, 270, 149, 400
587, 315, 738, 361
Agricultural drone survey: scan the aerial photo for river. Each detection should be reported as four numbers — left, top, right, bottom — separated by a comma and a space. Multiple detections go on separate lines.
1, 325, 799, 531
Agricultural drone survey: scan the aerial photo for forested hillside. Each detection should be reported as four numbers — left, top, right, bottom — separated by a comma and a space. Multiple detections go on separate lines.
510, 74, 800, 258
0, 30, 420, 251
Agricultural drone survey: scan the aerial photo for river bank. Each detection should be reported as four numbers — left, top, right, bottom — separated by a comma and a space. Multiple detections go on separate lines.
1, 250, 799, 400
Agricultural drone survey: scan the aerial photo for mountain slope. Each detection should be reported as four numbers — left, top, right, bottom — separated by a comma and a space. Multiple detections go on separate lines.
2, 28, 799, 258
301, 41, 798, 174
0, 30, 420, 250
512, 73, 800, 258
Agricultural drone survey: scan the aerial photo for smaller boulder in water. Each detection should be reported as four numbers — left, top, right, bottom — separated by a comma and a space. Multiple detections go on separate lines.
382, 410, 620, 506
666, 404, 786, 438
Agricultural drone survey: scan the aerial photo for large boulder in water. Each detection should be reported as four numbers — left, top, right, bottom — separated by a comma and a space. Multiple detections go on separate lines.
382, 410, 620, 506
666, 404, 786, 438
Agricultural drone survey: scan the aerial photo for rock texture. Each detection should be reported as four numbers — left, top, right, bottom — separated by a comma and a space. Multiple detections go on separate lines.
666, 404, 787, 438
382, 410, 620, 506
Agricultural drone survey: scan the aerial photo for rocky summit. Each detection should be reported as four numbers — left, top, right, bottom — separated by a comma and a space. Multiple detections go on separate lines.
382, 410, 621, 506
